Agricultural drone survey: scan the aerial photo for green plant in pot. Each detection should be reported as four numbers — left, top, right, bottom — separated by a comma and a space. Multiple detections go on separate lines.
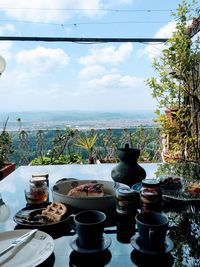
75, 130, 98, 164
0, 117, 16, 180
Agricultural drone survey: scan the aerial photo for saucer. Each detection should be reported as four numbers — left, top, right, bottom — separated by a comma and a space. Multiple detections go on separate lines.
130, 233, 174, 255
70, 234, 112, 254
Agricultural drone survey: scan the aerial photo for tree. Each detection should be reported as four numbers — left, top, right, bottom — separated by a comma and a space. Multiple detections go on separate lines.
146, 0, 200, 162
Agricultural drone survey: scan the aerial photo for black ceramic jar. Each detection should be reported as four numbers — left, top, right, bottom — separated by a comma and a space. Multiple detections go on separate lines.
111, 144, 146, 187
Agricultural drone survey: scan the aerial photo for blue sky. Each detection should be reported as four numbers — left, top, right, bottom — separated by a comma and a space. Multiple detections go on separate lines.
0, 0, 196, 112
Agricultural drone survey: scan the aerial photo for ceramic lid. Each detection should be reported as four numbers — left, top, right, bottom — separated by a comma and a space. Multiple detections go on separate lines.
142, 179, 160, 187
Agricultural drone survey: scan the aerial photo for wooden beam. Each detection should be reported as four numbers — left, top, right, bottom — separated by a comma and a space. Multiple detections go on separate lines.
0, 36, 168, 43
187, 16, 200, 38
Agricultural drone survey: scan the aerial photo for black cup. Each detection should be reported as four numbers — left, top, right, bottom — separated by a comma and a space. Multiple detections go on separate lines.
135, 211, 168, 250
69, 210, 106, 249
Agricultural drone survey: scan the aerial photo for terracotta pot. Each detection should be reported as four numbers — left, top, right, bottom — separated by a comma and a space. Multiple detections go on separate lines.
165, 107, 178, 125
0, 163, 16, 180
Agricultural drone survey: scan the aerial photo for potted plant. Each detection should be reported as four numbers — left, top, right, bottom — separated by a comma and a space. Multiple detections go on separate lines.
0, 117, 16, 180
75, 130, 98, 164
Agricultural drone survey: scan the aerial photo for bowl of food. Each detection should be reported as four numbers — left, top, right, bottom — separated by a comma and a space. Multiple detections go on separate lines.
52, 179, 128, 210
159, 176, 183, 191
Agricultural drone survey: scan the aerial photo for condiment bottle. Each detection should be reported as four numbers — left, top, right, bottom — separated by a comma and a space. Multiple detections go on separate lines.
140, 179, 162, 213
27, 177, 49, 204
116, 187, 138, 243
32, 173, 49, 187
116, 187, 138, 216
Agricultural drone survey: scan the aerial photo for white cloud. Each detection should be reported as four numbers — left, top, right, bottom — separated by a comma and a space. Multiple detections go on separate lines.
15, 46, 69, 75
0, 0, 104, 22
79, 43, 133, 66
117, 0, 133, 3
88, 73, 143, 90
142, 20, 199, 61
0, 42, 13, 60
79, 65, 105, 78
77, 43, 140, 97
73, 69, 153, 111
85, 72, 143, 90
0, 24, 15, 60
105, 0, 134, 6
141, 21, 176, 61
155, 21, 176, 39
0, 24, 15, 34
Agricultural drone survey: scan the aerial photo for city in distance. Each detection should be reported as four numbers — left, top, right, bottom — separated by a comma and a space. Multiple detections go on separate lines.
0, 110, 157, 131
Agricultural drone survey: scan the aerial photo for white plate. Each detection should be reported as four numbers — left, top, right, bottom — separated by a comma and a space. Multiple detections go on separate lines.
0, 229, 54, 267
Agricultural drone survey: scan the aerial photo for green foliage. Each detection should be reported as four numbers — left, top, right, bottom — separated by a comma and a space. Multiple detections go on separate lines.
31, 152, 82, 165
0, 117, 13, 169
146, 0, 200, 162
11, 127, 163, 166
43, 127, 77, 164
129, 127, 162, 162
146, 0, 199, 109
75, 131, 97, 154
97, 129, 118, 162
75, 130, 98, 163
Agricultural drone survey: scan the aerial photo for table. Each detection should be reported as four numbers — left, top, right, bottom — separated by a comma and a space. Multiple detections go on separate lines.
0, 162, 200, 266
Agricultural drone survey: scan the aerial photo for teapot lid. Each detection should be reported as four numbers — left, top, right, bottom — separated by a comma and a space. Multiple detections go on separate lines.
118, 143, 138, 152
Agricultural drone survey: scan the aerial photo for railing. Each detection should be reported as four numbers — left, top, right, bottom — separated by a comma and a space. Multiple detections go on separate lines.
10, 127, 163, 166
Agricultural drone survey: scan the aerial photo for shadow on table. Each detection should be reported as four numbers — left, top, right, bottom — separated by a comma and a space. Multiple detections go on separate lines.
131, 250, 174, 267
69, 249, 112, 267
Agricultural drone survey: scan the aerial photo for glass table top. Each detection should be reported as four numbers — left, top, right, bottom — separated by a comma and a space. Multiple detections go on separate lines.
0, 162, 199, 266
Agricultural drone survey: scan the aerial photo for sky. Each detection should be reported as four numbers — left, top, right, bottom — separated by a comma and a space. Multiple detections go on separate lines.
0, 0, 198, 112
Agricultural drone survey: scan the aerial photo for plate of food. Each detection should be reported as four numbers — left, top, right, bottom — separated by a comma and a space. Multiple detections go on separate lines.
13, 202, 70, 228
52, 179, 129, 210
160, 178, 200, 206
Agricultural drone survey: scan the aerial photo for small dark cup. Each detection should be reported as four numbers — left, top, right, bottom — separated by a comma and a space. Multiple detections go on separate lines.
69, 210, 106, 249
135, 211, 168, 250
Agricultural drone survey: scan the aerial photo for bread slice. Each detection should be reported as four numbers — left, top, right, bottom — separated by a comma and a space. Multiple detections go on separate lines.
67, 183, 104, 197
41, 202, 67, 222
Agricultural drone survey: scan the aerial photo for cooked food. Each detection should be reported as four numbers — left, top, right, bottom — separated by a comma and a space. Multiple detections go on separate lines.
67, 183, 104, 197
184, 182, 200, 194
160, 176, 182, 189
41, 202, 67, 222
14, 202, 68, 225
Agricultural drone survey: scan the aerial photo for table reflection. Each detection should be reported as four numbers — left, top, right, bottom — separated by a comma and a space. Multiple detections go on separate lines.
0, 193, 10, 223
168, 212, 200, 266
155, 162, 200, 180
